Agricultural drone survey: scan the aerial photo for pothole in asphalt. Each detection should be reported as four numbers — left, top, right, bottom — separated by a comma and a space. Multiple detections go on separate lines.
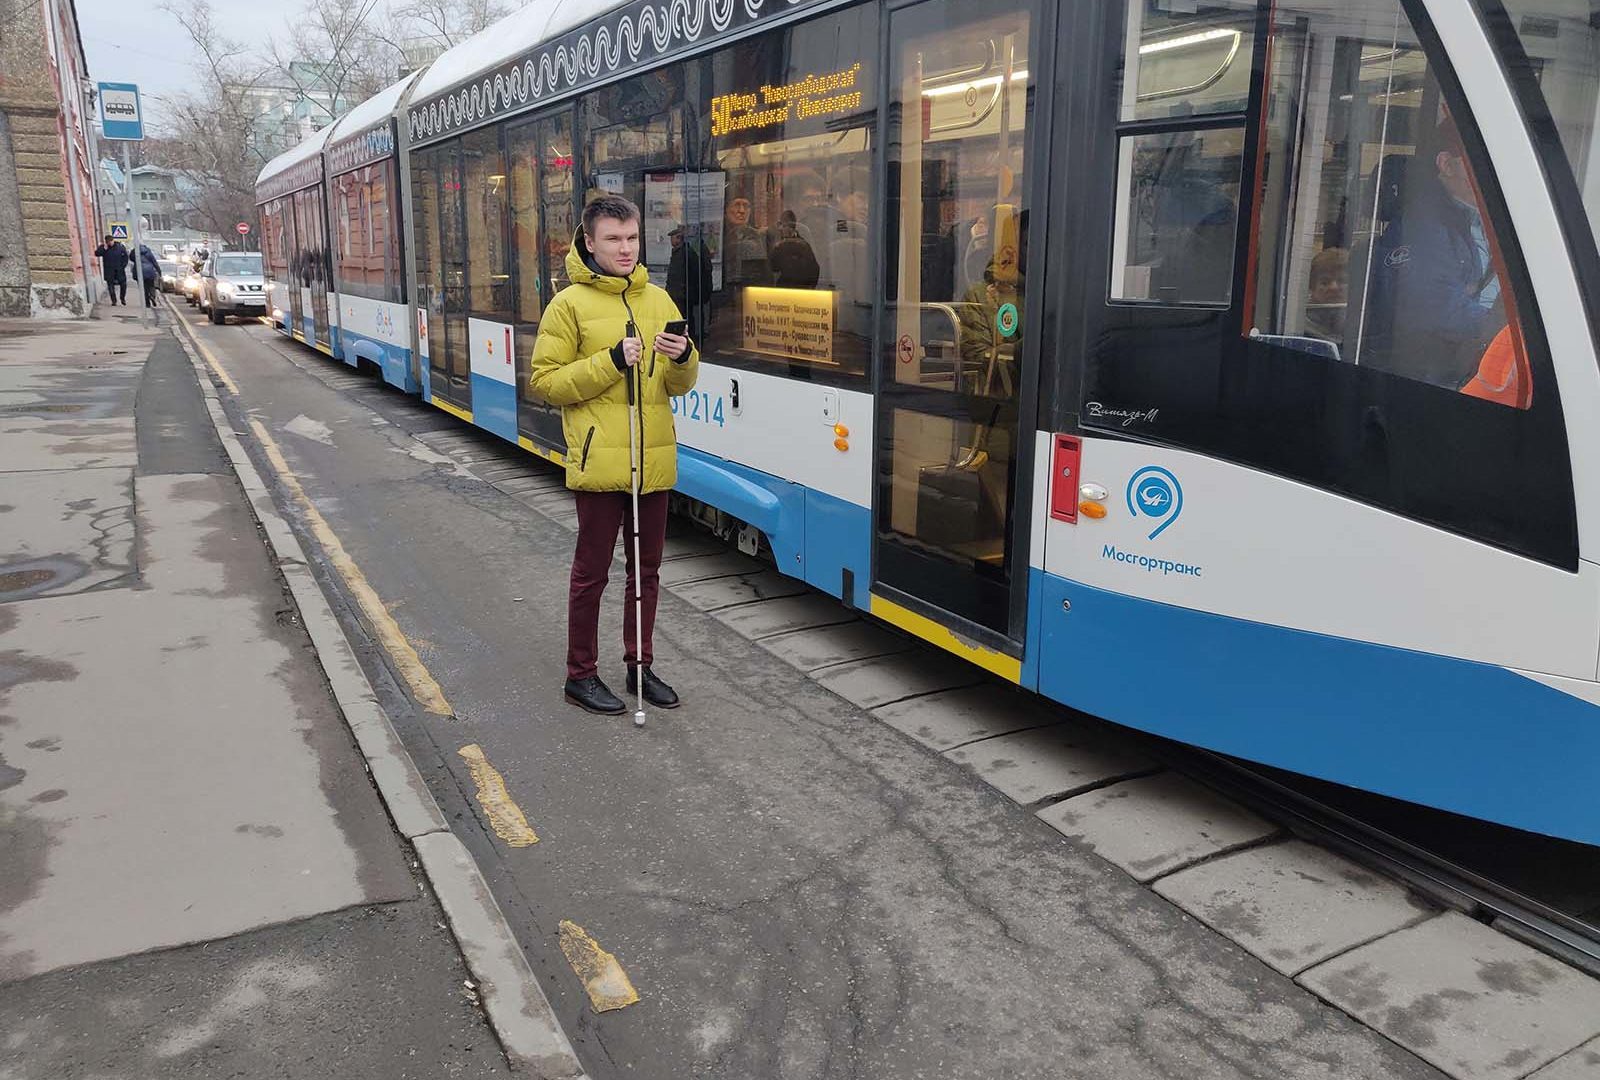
0, 559, 86, 602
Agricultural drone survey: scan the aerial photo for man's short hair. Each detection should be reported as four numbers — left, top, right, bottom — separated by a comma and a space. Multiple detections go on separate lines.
583, 195, 640, 236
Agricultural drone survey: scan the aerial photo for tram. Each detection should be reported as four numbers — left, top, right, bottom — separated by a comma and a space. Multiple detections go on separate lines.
257, 0, 1600, 845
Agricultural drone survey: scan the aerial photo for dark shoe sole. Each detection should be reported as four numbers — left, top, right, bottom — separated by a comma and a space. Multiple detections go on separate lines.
646, 696, 681, 710
564, 691, 625, 716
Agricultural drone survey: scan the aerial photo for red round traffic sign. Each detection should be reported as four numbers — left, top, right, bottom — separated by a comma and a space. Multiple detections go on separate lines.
236, 222, 250, 235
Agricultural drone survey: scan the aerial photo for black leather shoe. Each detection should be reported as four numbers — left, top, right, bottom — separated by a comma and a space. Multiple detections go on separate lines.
626, 665, 680, 709
564, 676, 625, 715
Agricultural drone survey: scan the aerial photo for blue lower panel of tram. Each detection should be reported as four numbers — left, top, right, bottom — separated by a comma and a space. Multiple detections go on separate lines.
469, 373, 518, 443
677, 445, 871, 608
339, 331, 417, 393
1035, 572, 1600, 846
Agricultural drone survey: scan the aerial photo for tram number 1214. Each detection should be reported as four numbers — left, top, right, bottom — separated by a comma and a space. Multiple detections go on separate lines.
671, 389, 726, 427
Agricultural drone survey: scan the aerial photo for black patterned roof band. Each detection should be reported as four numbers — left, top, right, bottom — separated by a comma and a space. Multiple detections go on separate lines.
327, 124, 397, 176
257, 153, 326, 203
407, 0, 828, 146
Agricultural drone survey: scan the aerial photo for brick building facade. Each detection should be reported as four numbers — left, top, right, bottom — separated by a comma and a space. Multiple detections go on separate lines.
0, 0, 100, 318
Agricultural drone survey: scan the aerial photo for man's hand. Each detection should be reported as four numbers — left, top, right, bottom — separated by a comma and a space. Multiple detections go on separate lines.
610, 336, 644, 371
654, 332, 689, 360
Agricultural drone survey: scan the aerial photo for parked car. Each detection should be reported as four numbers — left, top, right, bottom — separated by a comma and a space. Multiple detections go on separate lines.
198, 252, 266, 324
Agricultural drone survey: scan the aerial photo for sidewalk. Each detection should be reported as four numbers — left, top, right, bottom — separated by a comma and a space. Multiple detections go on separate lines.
0, 308, 513, 1078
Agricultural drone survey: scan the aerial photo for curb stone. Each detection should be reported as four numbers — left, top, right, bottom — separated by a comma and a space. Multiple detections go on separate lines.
166, 306, 588, 1079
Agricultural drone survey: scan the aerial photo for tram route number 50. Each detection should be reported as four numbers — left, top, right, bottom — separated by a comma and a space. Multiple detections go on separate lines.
671, 388, 726, 427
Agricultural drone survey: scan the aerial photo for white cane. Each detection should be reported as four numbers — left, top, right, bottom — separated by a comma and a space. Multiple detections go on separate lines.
625, 324, 647, 728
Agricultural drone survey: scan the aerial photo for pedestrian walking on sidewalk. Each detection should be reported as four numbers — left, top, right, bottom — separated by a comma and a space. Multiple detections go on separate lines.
94, 235, 129, 305
135, 243, 161, 308
530, 194, 699, 716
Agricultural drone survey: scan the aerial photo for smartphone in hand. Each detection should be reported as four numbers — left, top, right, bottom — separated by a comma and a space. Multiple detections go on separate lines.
663, 319, 688, 337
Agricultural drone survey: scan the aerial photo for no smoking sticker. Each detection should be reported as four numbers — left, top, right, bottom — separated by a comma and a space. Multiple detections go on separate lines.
897, 334, 915, 364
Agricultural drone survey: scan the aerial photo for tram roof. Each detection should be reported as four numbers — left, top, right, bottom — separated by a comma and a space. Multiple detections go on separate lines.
409, 0, 625, 104
255, 122, 334, 188
327, 69, 422, 145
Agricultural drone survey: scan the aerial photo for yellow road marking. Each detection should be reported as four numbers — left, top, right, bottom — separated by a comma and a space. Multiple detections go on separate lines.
557, 921, 639, 1012
456, 744, 539, 847
248, 417, 455, 716
869, 592, 1023, 683
166, 298, 240, 395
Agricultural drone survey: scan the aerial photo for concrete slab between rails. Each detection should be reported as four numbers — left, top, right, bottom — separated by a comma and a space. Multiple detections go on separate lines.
1153, 839, 1436, 977
1036, 772, 1278, 882
812, 651, 985, 711
871, 683, 1063, 752
944, 723, 1158, 805
414, 832, 589, 1079
1529, 1037, 1600, 1079
1300, 912, 1600, 1080
657, 550, 764, 586
712, 591, 858, 638
671, 567, 809, 610
175, 312, 578, 1077
760, 620, 913, 672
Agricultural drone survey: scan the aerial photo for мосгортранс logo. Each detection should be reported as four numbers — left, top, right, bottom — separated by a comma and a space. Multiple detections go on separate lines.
1127, 466, 1183, 540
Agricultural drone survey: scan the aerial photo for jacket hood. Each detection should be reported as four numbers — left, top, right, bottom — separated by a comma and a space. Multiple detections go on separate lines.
566, 228, 649, 296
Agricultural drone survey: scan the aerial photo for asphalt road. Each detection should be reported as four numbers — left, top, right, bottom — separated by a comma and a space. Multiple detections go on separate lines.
179, 303, 1445, 1080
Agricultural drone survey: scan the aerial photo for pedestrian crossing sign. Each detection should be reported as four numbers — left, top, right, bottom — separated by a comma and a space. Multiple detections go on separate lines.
110, 223, 129, 240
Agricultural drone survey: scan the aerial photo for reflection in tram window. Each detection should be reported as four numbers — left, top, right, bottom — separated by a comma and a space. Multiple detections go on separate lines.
878, 0, 1032, 632
1497, 0, 1600, 246
1248, 0, 1529, 407
409, 146, 448, 372
693, 6, 878, 381
333, 163, 399, 303
1121, 0, 1254, 122
1110, 127, 1244, 305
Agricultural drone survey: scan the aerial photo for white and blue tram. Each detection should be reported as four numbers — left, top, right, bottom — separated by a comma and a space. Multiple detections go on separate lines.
258, 0, 1600, 845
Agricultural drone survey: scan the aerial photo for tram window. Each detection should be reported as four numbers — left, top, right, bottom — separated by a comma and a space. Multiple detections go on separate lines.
463, 128, 512, 321
507, 117, 568, 442
1109, 127, 1244, 305
262, 198, 289, 282
1247, 3, 1531, 406
689, 5, 878, 383
539, 114, 576, 297
333, 164, 398, 303
1121, 0, 1256, 122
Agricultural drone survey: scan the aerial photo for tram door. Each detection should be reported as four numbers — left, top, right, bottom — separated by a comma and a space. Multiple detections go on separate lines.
284, 195, 305, 334
875, 0, 1037, 640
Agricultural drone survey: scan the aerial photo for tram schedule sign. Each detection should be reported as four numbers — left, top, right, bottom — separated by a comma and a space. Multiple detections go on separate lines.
98, 83, 144, 141
742, 287, 833, 365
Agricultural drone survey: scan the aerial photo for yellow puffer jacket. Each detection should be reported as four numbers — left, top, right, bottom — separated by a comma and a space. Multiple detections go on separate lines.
530, 232, 700, 493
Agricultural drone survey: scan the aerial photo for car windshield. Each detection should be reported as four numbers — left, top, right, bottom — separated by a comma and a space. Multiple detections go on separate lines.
215, 255, 262, 276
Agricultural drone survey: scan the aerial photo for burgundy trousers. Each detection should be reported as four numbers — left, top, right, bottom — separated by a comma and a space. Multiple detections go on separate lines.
567, 489, 669, 680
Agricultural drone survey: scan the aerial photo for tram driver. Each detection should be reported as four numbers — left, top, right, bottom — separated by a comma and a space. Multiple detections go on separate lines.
1362, 118, 1507, 391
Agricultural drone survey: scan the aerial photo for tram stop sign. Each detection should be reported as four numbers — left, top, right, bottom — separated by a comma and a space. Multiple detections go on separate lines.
236, 222, 251, 236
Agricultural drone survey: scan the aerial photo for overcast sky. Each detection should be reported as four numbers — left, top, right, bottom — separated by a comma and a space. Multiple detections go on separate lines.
76, 0, 297, 120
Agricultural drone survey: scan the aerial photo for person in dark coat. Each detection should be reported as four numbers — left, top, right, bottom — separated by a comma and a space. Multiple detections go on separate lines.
134, 243, 161, 308
664, 224, 713, 342
94, 235, 129, 305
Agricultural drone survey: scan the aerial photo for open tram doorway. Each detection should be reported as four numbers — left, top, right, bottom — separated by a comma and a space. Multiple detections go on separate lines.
874, 0, 1038, 644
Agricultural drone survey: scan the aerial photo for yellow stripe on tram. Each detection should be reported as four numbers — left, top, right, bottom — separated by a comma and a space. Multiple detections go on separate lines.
869, 592, 1023, 684
517, 435, 565, 466
430, 395, 473, 423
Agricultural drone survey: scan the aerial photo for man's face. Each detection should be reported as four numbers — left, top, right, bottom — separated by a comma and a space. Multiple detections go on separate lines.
727, 199, 750, 225
669, 231, 683, 249
587, 215, 639, 276
103, 236, 112, 245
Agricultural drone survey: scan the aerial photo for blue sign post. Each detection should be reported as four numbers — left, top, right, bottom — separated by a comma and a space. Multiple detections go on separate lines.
98, 83, 148, 319
97, 83, 144, 141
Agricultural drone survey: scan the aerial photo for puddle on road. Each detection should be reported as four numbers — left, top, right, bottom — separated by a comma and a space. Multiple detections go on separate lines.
0, 559, 86, 602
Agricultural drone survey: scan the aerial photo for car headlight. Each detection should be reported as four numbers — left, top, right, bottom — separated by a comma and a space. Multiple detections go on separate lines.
218, 283, 235, 296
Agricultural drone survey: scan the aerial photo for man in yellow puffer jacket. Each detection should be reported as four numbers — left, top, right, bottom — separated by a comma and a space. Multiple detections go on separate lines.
531, 195, 700, 715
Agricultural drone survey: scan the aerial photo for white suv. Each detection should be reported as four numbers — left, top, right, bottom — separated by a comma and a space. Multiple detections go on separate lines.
200, 252, 267, 324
